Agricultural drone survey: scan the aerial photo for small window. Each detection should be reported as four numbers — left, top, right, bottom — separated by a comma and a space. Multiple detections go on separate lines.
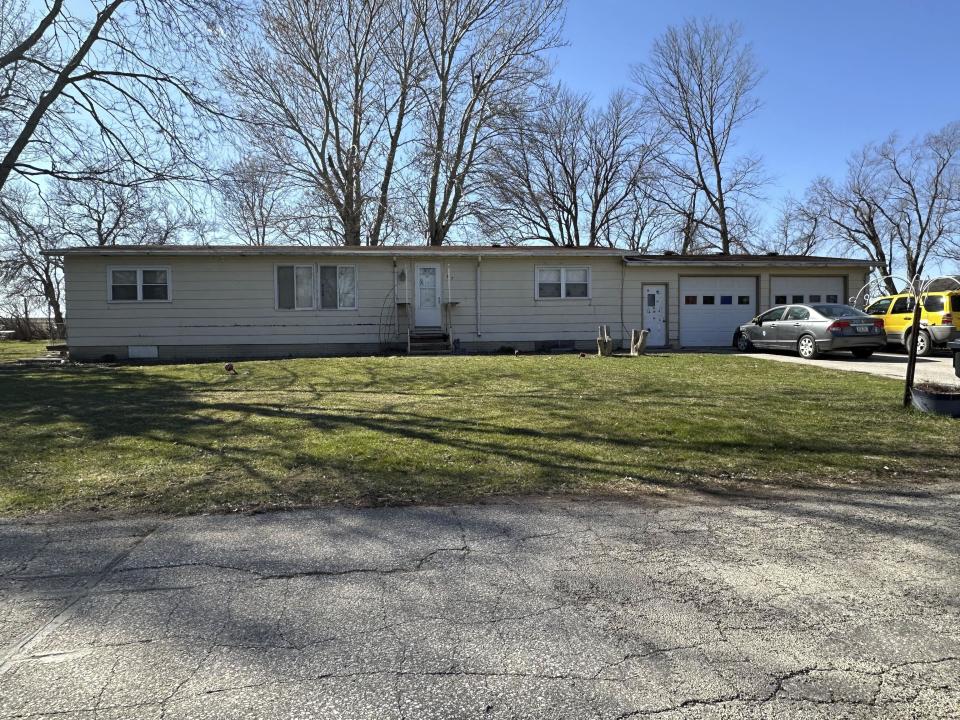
891, 297, 914, 314
536, 267, 590, 299
685, 295, 698, 305
738, 296, 751, 305
809, 294, 822, 303
109, 267, 171, 302
720, 296, 732, 305
923, 295, 945, 312
866, 298, 892, 315
775, 295, 787, 305
792, 295, 804, 304
826, 294, 839, 304
277, 265, 315, 310
785, 307, 810, 321
952, 295, 960, 312
702, 295, 715, 305
647, 293, 656, 307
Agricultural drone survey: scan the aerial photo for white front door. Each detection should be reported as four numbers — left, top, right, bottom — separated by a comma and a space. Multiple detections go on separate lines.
415, 264, 442, 327
643, 284, 667, 346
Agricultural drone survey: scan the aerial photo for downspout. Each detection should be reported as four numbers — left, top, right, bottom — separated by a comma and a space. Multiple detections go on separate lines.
475, 256, 482, 337
620, 259, 626, 350
392, 256, 399, 339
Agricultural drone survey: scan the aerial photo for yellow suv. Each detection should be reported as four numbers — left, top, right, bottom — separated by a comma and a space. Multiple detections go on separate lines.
864, 291, 960, 356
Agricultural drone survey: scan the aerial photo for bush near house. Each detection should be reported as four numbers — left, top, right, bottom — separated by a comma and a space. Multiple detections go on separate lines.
0, 354, 955, 516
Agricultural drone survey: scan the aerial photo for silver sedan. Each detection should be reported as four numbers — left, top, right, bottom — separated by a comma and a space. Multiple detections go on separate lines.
734, 303, 887, 359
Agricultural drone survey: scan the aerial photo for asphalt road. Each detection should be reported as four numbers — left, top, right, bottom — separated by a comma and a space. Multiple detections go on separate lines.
743, 349, 960, 386
2, 484, 959, 719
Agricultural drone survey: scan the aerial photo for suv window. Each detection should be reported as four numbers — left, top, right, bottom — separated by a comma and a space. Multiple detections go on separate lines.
759, 307, 785, 323
784, 306, 810, 321
891, 297, 915, 314
866, 298, 892, 315
953, 295, 960, 312
923, 295, 945, 312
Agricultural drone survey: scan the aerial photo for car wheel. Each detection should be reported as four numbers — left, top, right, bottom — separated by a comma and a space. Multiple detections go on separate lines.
851, 349, 874, 359
797, 335, 820, 360
736, 332, 753, 352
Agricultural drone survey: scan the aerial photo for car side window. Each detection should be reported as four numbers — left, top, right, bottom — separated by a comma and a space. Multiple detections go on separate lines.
891, 297, 914, 314
785, 307, 810, 321
865, 298, 892, 315
759, 308, 785, 323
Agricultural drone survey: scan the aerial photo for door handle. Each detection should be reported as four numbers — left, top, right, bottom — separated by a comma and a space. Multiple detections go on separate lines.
793, 322, 801, 326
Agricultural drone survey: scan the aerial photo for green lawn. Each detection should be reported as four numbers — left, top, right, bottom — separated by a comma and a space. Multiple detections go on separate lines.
0, 340, 47, 363
0, 353, 955, 516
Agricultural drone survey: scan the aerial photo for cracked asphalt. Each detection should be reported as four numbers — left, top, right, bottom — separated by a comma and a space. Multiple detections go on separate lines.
1, 483, 959, 719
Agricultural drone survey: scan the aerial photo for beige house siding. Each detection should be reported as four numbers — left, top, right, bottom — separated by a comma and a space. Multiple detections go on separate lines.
61, 251, 874, 360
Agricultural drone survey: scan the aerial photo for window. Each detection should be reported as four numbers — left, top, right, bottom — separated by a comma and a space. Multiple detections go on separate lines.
108, 267, 171, 302
775, 295, 787, 304
759, 307, 785, 323
702, 295, 715, 305
814, 304, 867, 319
535, 267, 590, 299
684, 295, 698, 305
278, 265, 357, 310
785, 307, 810, 321
923, 295, 945, 312
952, 295, 960, 312
792, 295, 804, 304
809, 294, 822, 303
826, 294, 839, 303
720, 296, 732, 305
865, 298, 892, 315
891, 296, 914, 314
738, 296, 751, 305
277, 265, 314, 310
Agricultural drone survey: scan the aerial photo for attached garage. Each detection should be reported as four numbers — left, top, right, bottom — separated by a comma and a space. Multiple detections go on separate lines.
771, 276, 845, 307
679, 276, 757, 347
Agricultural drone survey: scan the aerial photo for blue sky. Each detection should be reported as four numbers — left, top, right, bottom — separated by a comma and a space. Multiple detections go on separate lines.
552, 0, 960, 206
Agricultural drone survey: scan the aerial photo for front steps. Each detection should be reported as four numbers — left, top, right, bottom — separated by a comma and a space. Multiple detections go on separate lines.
408, 331, 452, 355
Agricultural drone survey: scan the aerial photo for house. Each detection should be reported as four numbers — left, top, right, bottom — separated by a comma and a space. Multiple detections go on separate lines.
45, 245, 874, 362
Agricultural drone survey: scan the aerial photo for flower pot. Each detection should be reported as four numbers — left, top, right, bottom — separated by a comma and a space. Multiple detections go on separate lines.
911, 383, 960, 418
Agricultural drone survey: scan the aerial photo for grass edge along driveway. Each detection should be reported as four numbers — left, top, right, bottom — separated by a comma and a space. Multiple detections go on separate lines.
1, 353, 955, 516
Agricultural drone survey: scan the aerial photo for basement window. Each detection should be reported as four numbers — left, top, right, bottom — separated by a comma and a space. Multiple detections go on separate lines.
108, 267, 171, 302
535, 266, 591, 299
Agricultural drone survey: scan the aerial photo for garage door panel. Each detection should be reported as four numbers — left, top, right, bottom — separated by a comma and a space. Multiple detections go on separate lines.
771, 277, 845, 306
679, 276, 757, 347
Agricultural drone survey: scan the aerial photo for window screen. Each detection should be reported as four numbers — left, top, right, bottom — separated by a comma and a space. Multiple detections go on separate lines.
277, 265, 314, 309
537, 268, 562, 298
141, 270, 168, 301
111, 270, 138, 301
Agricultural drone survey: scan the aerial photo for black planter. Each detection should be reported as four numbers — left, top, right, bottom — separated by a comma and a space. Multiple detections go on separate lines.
911, 385, 960, 418
950, 339, 960, 379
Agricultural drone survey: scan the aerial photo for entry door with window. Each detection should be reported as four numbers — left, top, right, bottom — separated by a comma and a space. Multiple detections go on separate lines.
643, 284, 667, 346
415, 264, 442, 327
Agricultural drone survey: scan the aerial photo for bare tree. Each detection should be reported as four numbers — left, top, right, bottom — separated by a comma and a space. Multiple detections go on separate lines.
412, 0, 564, 246
807, 123, 960, 292
635, 18, 765, 254
221, 0, 423, 246
480, 84, 661, 248
0, 0, 237, 193
750, 197, 822, 256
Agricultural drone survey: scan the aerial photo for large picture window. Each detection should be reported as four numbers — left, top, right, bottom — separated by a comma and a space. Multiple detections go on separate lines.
536, 266, 591, 300
276, 264, 357, 310
108, 267, 171, 302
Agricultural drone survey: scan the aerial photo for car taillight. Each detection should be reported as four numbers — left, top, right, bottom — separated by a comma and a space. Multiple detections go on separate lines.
942, 313, 953, 325
828, 320, 850, 334
874, 319, 884, 329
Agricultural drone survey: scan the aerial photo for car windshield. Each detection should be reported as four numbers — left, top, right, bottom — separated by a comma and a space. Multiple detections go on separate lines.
813, 304, 868, 319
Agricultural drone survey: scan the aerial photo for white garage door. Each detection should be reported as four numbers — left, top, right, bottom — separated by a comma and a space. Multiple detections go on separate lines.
679, 276, 757, 347
771, 277, 845, 306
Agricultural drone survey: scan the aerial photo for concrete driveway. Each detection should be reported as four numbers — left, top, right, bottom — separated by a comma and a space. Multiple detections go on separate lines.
2, 485, 959, 719
743, 349, 960, 386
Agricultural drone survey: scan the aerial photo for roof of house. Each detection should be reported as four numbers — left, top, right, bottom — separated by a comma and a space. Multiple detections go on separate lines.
43, 244, 876, 267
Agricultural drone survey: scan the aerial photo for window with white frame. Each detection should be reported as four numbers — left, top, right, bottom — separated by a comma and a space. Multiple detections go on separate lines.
536, 266, 590, 299
109, 267, 171, 302
276, 264, 357, 310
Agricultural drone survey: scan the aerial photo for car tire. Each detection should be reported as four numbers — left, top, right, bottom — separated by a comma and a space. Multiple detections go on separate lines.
736, 332, 753, 352
797, 334, 820, 360
851, 349, 874, 359
905, 329, 932, 357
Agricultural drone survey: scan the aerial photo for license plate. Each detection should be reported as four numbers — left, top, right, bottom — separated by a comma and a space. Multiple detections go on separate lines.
855, 326, 869, 333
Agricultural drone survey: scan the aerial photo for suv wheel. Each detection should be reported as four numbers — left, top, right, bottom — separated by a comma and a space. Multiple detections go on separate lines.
906, 329, 932, 357
797, 335, 820, 360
